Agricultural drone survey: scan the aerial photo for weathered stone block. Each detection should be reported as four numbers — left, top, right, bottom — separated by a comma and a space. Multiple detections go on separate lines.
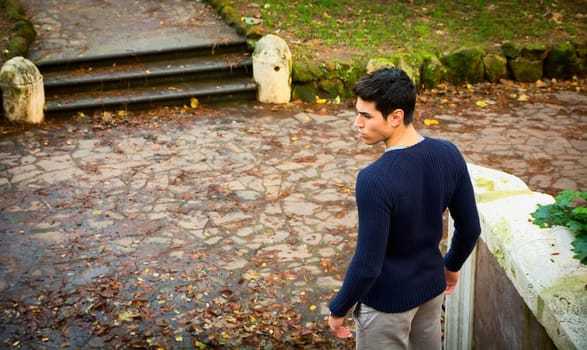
501, 41, 522, 59
318, 78, 345, 98
483, 54, 508, 83
421, 54, 446, 89
544, 42, 579, 79
508, 57, 543, 83
292, 59, 325, 83
292, 83, 318, 103
443, 46, 485, 85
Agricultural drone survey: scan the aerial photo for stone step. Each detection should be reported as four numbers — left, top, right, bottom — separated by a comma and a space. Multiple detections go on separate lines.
45, 76, 256, 115
36, 39, 257, 115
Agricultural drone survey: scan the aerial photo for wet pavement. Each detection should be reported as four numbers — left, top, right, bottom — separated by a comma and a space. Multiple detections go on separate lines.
20, 0, 240, 62
1, 0, 586, 348
0, 87, 586, 347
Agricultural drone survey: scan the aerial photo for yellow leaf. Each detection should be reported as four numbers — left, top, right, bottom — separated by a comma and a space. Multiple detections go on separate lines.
175, 334, 183, 342
291, 136, 298, 142
315, 95, 327, 104
118, 310, 139, 321
190, 97, 199, 108
423, 118, 439, 126
476, 100, 489, 107
309, 304, 317, 311
194, 340, 207, 349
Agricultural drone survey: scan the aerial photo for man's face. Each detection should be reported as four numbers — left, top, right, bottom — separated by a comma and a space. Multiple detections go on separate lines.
354, 98, 393, 146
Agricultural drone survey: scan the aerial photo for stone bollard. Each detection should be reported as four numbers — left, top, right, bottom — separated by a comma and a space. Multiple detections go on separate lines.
0, 56, 45, 124
252, 34, 292, 104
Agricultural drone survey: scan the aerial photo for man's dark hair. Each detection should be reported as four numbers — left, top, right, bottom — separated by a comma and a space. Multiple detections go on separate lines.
352, 68, 416, 124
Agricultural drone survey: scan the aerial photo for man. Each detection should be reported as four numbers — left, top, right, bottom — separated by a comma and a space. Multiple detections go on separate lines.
328, 68, 481, 349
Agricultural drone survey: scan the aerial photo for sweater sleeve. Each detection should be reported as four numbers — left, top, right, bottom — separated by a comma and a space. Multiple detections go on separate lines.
329, 169, 391, 317
444, 164, 481, 272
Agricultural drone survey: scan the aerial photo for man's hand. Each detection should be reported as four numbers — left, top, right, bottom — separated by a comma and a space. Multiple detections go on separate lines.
328, 315, 351, 339
445, 267, 459, 295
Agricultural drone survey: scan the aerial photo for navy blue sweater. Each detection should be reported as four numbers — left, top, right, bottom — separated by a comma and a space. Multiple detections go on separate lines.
329, 137, 481, 316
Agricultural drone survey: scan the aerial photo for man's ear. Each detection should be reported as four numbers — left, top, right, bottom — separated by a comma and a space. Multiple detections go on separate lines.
388, 109, 404, 127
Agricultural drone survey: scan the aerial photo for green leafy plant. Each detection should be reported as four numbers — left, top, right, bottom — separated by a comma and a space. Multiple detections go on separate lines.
531, 190, 587, 265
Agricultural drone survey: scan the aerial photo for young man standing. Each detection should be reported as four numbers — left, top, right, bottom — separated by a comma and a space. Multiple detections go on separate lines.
328, 68, 481, 349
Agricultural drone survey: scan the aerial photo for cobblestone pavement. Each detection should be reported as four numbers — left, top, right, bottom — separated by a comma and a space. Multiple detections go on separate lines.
2, 0, 586, 347
0, 86, 585, 347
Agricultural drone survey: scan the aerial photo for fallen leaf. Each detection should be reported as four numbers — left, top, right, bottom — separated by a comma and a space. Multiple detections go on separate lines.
423, 118, 439, 126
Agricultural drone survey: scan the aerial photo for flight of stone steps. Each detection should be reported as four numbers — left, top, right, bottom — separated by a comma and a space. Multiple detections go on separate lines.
38, 38, 256, 116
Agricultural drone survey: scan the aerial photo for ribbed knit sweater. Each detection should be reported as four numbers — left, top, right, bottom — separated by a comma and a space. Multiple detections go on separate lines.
329, 137, 481, 316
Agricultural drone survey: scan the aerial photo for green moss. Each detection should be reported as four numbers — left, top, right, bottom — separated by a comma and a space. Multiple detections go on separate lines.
13, 19, 35, 42
292, 59, 325, 83
7, 35, 27, 58
5, 0, 25, 20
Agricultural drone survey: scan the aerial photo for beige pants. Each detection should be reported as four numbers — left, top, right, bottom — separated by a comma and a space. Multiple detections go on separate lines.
352, 293, 444, 350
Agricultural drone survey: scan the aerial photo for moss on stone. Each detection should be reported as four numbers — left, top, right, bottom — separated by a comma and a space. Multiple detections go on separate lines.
508, 57, 543, 83
544, 42, 579, 79
220, 6, 240, 26
13, 19, 35, 42
292, 59, 325, 83
501, 41, 522, 59
443, 46, 485, 85
483, 54, 508, 83
7, 36, 27, 58
521, 43, 548, 61
4, 0, 25, 20
318, 78, 345, 98
292, 83, 319, 102
421, 53, 446, 89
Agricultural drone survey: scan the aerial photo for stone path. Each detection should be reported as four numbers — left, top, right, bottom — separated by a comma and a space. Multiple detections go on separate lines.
0, 85, 585, 347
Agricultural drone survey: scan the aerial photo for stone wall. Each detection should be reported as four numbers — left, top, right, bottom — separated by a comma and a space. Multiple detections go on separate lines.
445, 164, 587, 350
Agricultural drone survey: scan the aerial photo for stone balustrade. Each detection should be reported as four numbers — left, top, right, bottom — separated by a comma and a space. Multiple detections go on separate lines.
445, 164, 586, 350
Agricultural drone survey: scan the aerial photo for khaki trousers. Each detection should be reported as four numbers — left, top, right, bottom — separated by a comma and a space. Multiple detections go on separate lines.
352, 293, 444, 350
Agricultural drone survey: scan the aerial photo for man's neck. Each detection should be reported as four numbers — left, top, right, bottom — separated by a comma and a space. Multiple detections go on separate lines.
384, 124, 421, 150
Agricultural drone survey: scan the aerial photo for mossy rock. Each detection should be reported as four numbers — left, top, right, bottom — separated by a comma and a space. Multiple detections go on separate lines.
318, 78, 345, 98
206, 0, 231, 12
292, 59, 325, 83
7, 36, 28, 58
292, 83, 319, 102
544, 42, 579, 79
365, 54, 422, 87
246, 25, 264, 40
520, 43, 548, 61
5, 0, 25, 20
508, 57, 543, 83
571, 37, 587, 58
328, 61, 365, 93
421, 54, 446, 89
220, 6, 240, 26
501, 41, 522, 59
13, 19, 35, 42
483, 54, 508, 83
443, 46, 485, 85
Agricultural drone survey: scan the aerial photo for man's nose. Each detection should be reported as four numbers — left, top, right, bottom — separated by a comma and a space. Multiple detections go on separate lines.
354, 115, 362, 128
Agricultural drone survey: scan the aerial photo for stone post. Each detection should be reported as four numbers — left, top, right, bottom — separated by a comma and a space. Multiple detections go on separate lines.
252, 34, 292, 104
0, 56, 45, 124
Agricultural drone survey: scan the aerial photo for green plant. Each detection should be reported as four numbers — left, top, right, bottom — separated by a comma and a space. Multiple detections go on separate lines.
531, 190, 587, 265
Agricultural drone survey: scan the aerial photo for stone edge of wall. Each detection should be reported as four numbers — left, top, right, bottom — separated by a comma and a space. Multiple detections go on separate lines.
468, 164, 587, 350
204, 0, 587, 102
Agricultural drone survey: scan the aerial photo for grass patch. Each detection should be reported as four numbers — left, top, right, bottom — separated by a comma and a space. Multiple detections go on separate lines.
232, 0, 586, 61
